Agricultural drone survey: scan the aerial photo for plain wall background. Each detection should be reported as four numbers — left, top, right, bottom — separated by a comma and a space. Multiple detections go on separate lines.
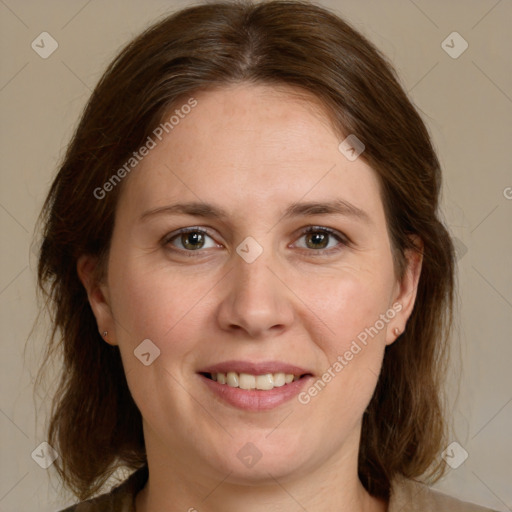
0, 0, 511, 510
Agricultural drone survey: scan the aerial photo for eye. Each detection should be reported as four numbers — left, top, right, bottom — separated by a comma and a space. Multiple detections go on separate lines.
163, 227, 220, 254
293, 226, 348, 254
162, 225, 349, 258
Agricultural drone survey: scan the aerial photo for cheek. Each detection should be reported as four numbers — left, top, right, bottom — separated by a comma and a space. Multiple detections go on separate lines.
296, 269, 393, 412
308, 269, 394, 355
107, 253, 205, 359
109, 245, 183, 324
106, 257, 208, 419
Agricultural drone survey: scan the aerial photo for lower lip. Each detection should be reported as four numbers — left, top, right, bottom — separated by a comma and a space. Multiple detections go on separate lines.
199, 374, 312, 411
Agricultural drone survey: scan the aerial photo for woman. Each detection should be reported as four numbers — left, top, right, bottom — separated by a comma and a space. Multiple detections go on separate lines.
35, 1, 497, 510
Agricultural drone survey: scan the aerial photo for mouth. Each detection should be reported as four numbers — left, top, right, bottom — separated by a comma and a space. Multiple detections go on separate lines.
197, 360, 314, 411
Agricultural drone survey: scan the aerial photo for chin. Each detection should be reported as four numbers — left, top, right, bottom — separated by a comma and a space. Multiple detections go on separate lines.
203, 435, 315, 485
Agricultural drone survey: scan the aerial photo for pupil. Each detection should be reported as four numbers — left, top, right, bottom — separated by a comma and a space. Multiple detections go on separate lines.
183, 232, 203, 250
307, 232, 327, 249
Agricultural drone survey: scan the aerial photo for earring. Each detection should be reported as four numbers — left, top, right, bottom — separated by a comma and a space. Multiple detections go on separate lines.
102, 331, 108, 338
394, 327, 401, 336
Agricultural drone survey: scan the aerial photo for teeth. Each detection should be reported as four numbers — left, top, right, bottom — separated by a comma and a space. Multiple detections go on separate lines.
255, 373, 274, 390
273, 373, 286, 387
210, 372, 301, 390
239, 373, 256, 390
226, 372, 239, 387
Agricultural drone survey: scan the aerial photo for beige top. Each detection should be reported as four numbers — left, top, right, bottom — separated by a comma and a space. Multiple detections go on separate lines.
60, 466, 498, 511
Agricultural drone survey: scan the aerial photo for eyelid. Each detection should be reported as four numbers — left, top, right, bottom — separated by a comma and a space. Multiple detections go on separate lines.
162, 226, 214, 241
297, 225, 350, 242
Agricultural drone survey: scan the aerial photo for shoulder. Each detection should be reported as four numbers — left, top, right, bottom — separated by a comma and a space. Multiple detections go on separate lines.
58, 465, 148, 512
389, 475, 499, 512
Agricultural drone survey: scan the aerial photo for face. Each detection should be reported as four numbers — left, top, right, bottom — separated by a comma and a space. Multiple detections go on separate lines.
80, 83, 421, 485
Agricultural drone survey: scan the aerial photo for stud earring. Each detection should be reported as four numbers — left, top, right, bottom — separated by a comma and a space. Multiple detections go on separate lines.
102, 331, 108, 338
393, 327, 401, 336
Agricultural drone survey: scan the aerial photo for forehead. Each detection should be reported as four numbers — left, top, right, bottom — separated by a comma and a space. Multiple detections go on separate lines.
117, 83, 384, 224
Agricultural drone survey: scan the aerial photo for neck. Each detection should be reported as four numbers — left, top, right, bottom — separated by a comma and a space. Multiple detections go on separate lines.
135, 427, 388, 512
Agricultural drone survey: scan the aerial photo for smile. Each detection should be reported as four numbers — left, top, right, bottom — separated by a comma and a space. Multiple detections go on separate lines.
204, 371, 302, 390
197, 361, 314, 411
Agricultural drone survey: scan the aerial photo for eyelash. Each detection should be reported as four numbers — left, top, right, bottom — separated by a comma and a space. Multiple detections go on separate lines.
162, 226, 349, 258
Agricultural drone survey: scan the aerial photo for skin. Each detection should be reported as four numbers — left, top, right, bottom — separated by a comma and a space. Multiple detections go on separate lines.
78, 83, 422, 512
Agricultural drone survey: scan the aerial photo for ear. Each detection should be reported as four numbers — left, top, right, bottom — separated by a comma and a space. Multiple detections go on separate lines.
385, 235, 423, 345
77, 254, 117, 346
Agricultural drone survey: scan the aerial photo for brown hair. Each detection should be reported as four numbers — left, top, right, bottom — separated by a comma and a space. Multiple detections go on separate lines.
36, 0, 455, 501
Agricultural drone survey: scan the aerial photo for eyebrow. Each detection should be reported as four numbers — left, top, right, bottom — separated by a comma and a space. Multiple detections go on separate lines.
139, 199, 372, 225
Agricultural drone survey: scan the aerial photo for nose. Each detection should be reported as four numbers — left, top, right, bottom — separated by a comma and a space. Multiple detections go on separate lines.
216, 245, 295, 339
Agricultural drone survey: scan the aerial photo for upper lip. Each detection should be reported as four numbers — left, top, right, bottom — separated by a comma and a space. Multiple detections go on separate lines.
198, 360, 313, 376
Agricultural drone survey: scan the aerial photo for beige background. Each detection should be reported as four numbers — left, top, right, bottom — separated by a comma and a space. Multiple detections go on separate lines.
1, 0, 511, 510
